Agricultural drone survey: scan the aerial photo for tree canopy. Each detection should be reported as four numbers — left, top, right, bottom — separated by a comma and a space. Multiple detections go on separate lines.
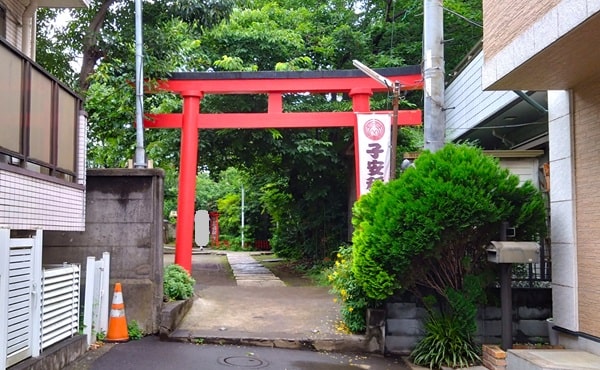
36, 0, 483, 259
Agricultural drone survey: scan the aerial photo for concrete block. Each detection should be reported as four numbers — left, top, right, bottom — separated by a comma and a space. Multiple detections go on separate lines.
481, 307, 502, 320
118, 278, 161, 334
386, 302, 417, 319
557, 0, 588, 37
386, 318, 424, 336
517, 307, 551, 320
482, 320, 503, 338
160, 298, 194, 339
533, 8, 559, 52
385, 335, 421, 355
9, 335, 87, 370
551, 242, 577, 288
588, 0, 600, 16
552, 285, 579, 331
518, 319, 549, 338
86, 198, 155, 223
550, 201, 575, 245
549, 159, 574, 203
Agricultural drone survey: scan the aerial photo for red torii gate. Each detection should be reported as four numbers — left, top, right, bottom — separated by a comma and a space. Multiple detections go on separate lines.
145, 67, 423, 272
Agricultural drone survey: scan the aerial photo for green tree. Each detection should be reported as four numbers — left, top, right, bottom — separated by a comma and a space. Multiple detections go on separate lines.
352, 144, 546, 300
36, 0, 482, 261
349, 144, 546, 363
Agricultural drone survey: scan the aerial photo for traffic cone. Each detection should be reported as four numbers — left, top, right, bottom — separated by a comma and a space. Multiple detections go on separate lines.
105, 282, 129, 342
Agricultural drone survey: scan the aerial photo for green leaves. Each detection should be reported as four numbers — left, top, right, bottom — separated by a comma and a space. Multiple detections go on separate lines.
163, 264, 196, 301
351, 143, 546, 301
410, 312, 481, 369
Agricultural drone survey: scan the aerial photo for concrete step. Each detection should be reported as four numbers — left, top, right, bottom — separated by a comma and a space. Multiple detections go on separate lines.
508, 349, 600, 369
226, 252, 285, 287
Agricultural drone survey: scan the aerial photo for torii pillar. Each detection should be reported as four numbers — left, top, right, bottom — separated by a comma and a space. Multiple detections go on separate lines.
174, 91, 203, 271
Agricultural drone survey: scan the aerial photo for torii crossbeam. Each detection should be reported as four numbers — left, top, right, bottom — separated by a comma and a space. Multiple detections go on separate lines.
146, 67, 423, 272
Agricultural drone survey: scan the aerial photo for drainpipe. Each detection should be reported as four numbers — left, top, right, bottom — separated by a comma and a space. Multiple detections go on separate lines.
22, 0, 38, 59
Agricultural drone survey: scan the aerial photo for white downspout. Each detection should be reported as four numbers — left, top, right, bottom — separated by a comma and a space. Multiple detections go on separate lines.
22, 0, 38, 59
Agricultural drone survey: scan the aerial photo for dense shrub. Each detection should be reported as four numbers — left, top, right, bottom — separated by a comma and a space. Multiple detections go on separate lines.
163, 264, 196, 301
349, 144, 546, 364
352, 143, 546, 301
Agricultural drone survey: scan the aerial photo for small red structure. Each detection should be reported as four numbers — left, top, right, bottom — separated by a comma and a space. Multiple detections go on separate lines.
146, 67, 423, 272
208, 211, 220, 246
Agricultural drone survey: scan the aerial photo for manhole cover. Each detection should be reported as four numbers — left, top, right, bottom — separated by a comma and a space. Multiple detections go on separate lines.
218, 356, 269, 368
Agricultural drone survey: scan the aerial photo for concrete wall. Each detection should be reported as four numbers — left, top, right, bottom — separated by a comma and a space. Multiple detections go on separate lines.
42, 169, 165, 335
385, 288, 552, 355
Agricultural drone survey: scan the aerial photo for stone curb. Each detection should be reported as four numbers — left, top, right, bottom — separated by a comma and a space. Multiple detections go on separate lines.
159, 298, 194, 340
163, 332, 371, 353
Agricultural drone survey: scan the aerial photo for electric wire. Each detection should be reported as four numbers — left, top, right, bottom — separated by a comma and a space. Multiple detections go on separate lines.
442, 6, 482, 28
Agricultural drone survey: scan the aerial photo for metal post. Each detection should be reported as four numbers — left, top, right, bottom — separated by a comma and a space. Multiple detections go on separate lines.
390, 81, 400, 180
174, 93, 202, 273
423, 0, 445, 152
500, 263, 512, 350
241, 184, 245, 248
499, 221, 513, 350
134, 0, 146, 168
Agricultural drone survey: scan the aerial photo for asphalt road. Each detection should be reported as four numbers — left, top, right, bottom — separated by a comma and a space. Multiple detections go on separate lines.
83, 336, 411, 370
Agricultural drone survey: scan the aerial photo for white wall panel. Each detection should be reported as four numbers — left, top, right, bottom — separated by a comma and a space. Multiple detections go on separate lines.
446, 51, 518, 141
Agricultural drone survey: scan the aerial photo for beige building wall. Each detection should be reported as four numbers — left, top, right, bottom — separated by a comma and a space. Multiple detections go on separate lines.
482, 0, 600, 355
573, 76, 600, 337
483, 1, 559, 60
481, 1, 600, 91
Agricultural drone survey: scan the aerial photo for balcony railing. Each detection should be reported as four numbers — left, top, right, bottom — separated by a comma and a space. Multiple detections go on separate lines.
0, 37, 83, 183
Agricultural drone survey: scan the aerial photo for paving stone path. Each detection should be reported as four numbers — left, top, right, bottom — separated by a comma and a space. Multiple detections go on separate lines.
226, 252, 286, 287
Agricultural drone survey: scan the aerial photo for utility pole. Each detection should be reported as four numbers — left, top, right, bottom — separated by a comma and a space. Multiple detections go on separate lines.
423, 0, 445, 152
134, 0, 146, 168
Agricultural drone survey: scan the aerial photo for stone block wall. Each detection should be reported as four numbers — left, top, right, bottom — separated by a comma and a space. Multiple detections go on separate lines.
385, 288, 552, 355
43, 169, 165, 335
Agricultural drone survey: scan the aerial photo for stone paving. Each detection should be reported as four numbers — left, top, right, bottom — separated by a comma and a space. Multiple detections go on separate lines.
226, 252, 286, 287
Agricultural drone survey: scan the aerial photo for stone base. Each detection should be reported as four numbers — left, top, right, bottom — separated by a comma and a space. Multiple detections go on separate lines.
8, 335, 87, 370
159, 298, 194, 340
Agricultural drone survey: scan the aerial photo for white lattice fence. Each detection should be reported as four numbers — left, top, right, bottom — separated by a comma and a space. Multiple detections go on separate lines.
40, 264, 80, 350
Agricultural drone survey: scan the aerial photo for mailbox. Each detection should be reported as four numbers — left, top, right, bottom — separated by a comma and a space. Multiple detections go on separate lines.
487, 241, 540, 264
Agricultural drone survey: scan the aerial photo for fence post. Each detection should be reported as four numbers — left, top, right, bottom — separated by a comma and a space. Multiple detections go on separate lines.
31, 230, 43, 357
100, 252, 111, 334
0, 229, 9, 370
84, 257, 96, 346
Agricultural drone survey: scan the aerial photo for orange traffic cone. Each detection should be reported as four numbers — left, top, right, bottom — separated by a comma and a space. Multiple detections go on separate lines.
105, 283, 129, 342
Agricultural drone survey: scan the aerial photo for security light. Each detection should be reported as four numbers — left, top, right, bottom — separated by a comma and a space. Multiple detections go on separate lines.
352, 60, 393, 89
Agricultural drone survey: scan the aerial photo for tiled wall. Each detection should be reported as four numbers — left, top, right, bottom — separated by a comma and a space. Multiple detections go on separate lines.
483, 1, 559, 60
481, 0, 600, 89
0, 111, 87, 231
573, 75, 600, 338
0, 170, 85, 230
548, 90, 578, 332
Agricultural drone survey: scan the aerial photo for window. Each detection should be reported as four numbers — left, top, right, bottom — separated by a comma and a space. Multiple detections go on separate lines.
0, 44, 81, 183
